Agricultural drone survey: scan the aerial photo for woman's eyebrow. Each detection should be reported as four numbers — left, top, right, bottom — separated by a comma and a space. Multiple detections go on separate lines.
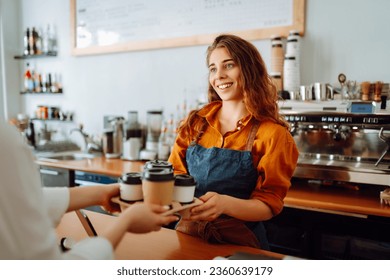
208, 59, 234, 68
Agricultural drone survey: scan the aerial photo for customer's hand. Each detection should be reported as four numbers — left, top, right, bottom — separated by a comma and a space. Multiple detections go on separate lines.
123, 203, 179, 233
100, 183, 121, 213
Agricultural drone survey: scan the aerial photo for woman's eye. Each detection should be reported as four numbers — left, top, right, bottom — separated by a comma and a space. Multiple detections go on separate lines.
209, 67, 216, 73
225, 63, 234, 69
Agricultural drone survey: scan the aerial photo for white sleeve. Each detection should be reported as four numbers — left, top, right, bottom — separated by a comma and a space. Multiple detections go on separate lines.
61, 237, 114, 260
0, 123, 114, 260
42, 187, 70, 227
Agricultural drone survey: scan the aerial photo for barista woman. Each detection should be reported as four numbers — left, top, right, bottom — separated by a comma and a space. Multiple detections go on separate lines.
168, 34, 299, 249
0, 120, 178, 259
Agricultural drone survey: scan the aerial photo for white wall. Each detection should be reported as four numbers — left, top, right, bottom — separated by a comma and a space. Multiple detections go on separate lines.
2, 0, 390, 138
0, 0, 21, 121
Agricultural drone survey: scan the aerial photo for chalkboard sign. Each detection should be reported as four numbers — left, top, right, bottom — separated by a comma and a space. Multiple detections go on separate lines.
70, 0, 305, 56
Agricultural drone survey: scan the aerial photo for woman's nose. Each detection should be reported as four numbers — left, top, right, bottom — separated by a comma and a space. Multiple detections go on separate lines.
215, 68, 226, 79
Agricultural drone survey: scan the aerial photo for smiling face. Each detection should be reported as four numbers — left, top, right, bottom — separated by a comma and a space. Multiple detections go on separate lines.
208, 47, 243, 102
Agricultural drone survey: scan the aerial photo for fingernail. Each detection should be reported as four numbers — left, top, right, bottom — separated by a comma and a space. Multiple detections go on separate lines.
163, 205, 170, 210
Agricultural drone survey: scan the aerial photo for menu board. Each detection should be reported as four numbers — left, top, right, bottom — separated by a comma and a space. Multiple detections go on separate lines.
70, 0, 305, 56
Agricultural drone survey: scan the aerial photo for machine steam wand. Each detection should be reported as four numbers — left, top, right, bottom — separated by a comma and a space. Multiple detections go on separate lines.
375, 127, 390, 167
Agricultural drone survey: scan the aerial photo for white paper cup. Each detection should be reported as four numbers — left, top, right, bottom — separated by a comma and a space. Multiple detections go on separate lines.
119, 172, 143, 202
173, 174, 196, 203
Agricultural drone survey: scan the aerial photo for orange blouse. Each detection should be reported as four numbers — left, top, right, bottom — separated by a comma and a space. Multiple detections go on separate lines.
168, 101, 299, 216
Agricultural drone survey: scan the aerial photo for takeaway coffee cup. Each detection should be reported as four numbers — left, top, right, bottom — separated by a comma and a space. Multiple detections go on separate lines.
119, 172, 143, 202
143, 159, 173, 171
142, 168, 174, 206
173, 174, 196, 203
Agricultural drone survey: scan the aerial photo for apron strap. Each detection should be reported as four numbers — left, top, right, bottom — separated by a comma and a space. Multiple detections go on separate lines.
244, 119, 260, 151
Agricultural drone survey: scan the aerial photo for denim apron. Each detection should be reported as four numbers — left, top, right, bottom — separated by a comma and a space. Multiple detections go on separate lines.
185, 118, 269, 249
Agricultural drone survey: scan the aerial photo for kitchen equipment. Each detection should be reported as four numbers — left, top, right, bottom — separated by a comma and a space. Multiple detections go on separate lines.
140, 110, 163, 160
284, 111, 390, 186
145, 110, 163, 152
102, 129, 114, 156
361, 81, 371, 101
70, 124, 102, 153
311, 82, 334, 101
122, 111, 142, 160
105, 117, 124, 158
374, 81, 383, 102
279, 100, 351, 113
299, 85, 311, 101
283, 56, 300, 96
38, 123, 56, 143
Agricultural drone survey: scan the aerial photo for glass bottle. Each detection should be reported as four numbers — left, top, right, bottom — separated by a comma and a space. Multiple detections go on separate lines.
158, 123, 170, 160
23, 28, 30, 56
24, 63, 33, 92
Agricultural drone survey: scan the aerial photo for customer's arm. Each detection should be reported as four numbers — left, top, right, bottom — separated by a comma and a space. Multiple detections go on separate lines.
67, 184, 121, 213
42, 184, 120, 227
99, 203, 178, 248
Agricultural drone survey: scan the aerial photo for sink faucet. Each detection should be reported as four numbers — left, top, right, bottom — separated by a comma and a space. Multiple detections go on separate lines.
70, 124, 102, 153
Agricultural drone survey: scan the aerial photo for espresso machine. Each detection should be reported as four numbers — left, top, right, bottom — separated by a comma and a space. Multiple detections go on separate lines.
280, 100, 390, 187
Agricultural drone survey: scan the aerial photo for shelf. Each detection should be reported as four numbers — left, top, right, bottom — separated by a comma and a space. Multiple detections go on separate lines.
31, 118, 73, 123
14, 52, 57, 59
20, 91, 63, 95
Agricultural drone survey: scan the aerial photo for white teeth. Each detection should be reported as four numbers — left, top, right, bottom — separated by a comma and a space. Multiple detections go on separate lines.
218, 83, 232, 89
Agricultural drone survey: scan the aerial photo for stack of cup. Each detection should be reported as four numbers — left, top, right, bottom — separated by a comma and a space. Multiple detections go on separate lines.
283, 30, 301, 98
285, 30, 301, 61
270, 35, 284, 93
270, 35, 284, 74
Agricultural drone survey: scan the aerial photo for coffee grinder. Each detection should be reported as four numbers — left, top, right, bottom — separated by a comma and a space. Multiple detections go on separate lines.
104, 116, 124, 158
140, 110, 163, 160
122, 111, 143, 160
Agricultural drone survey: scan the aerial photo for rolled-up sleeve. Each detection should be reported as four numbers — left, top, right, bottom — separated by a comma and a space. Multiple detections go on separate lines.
251, 124, 299, 215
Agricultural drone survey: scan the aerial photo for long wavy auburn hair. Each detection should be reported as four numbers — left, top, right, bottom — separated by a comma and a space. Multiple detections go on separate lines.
179, 34, 288, 140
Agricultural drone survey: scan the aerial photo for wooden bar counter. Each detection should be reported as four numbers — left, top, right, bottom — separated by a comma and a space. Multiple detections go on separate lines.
56, 210, 283, 260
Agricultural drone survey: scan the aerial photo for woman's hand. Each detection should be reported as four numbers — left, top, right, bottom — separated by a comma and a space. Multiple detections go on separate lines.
123, 203, 179, 233
189, 192, 226, 221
